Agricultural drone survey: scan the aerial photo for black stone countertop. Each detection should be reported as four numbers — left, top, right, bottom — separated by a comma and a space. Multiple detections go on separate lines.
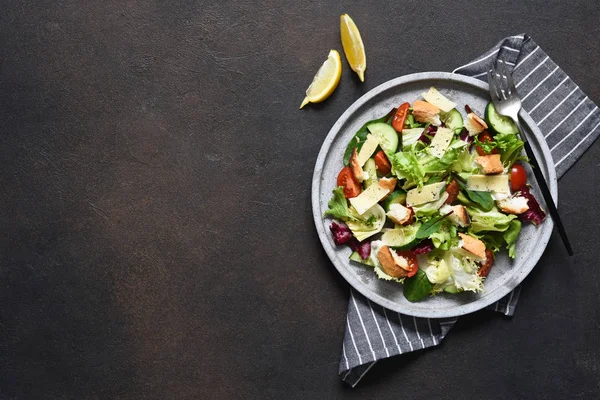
1, 1, 599, 399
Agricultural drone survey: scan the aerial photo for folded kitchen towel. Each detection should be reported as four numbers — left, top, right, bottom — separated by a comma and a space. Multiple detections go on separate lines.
341, 34, 600, 387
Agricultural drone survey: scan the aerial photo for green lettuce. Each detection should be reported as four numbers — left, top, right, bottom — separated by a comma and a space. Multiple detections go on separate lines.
425, 251, 483, 293
495, 133, 524, 166
429, 220, 459, 250
502, 220, 522, 258
474, 219, 521, 258
323, 187, 357, 221
419, 140, 467, 174
467, 205, 517, 233
401, 128, 424, 149
391, 151, 425, 187
450, 148, 478, 173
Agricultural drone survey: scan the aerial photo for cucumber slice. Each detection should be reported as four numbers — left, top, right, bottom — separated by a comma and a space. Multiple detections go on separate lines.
349, 251, 375, 267
367, 122, 399, 154
485, 102, 518, 135
441, 108, 464, 133
444, 285, 460, 294
383, 190, 407, 212
381, 223, 420, 250
363, 158, 378, 188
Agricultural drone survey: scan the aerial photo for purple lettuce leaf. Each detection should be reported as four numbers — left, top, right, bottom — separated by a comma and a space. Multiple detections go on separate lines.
330, 221, 353, 245
330, 221, 371, 259
349, 240, 371, 260
517, 186, 547, 226
412, 239, 434, 255
418, 125, 438, 144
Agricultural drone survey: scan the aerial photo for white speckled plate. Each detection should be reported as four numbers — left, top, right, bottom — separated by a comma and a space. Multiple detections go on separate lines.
312, 72, 556, 318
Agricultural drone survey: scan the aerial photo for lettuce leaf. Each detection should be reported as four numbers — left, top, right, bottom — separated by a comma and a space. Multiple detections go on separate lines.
467, 205, 516, 233
401, 128, 424, 149
429, 220, 459, 250
426, 251, 483, 293
391, 151, 425, 187
324, 186, 357, 221
424, 257, 451, 284
450, 148, 478, 173
503, 220, 522, 258
448, 252, 484, 292
495, 133, 524, 166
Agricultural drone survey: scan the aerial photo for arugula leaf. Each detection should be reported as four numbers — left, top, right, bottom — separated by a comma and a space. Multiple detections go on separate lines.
465, 190, 494, 211
343, 111, 395, 165
323, 187, 357, 221
403, 269, 434, 302
451, 173, 494, 211
416, 212, 453, 239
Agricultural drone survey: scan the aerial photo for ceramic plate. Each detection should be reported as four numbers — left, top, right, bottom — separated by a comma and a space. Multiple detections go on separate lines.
312, 72, 556, 318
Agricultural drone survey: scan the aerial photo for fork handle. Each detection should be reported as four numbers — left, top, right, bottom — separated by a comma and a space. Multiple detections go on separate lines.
522, 140, 574, 256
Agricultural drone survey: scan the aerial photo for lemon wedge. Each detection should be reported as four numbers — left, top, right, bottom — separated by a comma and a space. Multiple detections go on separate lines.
299, 49, 342, 109
340, 14, 366, 82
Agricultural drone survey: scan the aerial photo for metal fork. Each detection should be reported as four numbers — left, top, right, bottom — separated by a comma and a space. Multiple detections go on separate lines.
487, 60, 573, 256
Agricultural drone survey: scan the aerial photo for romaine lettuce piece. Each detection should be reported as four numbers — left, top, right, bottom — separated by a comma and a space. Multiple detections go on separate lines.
503, 220, 522, 258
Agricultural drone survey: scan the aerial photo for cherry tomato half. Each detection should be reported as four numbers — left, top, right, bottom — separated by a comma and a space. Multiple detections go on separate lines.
391, 102, 410, 132
510, 163, 527, 192
337, 166, 362, 198
374, 150, 392, 175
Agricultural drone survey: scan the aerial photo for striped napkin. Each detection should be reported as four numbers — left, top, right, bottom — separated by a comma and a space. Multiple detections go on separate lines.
340, 34, 600, 387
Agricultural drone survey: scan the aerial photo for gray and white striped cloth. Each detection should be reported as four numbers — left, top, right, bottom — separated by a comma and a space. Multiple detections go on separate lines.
341, 34, 600, 387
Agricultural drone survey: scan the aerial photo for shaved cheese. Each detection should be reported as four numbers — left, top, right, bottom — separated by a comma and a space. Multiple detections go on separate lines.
349, 184, 391, 215
467, 174, 510, 193
356, 134, 379, 166
429, 127, 454, 158
422, 87, 456, 112
406, 182, 446, 206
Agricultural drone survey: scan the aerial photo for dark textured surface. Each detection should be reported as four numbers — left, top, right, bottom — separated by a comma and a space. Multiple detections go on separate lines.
1, 1, 599, 399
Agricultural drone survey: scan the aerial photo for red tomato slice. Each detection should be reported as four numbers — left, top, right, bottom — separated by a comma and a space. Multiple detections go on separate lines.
391, 102, 410, 132
374, 150, 392, 175
337, 166, 362, 198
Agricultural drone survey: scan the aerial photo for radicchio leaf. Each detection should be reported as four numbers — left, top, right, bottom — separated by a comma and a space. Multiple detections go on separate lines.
350, 240, 371, 260
517, 186, 547, 225
459, 129, 470, 141
418, 124, 437, 144
330, 221, 353, 245
413, 239, 434, 255
330, 221, 371, 259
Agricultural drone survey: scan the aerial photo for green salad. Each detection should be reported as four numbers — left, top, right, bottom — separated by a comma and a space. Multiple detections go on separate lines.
325, 87, 546, 302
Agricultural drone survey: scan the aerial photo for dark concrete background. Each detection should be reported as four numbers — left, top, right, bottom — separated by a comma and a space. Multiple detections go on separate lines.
1, 1, 599, 399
